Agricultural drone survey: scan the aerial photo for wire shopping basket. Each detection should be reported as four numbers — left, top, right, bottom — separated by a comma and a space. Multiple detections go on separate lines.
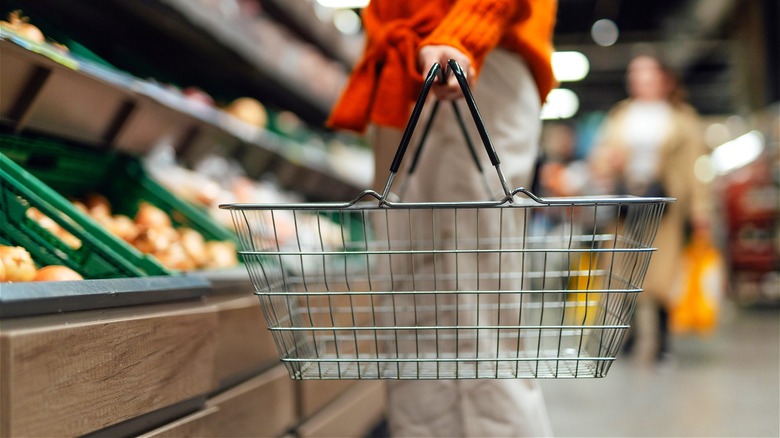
221, 61, 674, 380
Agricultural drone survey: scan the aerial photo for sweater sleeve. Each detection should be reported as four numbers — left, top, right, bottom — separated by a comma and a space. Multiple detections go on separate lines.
419, 0, 529, 73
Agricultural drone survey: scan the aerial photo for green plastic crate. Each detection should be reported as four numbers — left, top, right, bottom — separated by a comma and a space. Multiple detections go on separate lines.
1, 152, 169, 278
0, 133, 237, 243
1, 132, 239, 278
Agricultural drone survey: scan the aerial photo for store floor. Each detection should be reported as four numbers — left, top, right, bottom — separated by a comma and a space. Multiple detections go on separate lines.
539, 301, 780, 437
366, 301, 778, 438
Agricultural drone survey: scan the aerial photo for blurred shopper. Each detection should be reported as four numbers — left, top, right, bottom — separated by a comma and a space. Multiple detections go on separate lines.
328, 1, 557, 436
590, 54, 713, 363
539, 122, 589, 198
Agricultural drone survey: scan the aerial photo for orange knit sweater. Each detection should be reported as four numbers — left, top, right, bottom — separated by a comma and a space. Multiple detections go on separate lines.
327, 0, 557, 133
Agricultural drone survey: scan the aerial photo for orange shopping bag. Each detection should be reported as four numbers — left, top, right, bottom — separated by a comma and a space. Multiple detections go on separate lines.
670, 235, 726, 335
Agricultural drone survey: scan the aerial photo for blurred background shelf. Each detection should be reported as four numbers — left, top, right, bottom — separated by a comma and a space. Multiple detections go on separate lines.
4, 0, 352, 126
259, 0, 362, 68
0, 33, 365, 202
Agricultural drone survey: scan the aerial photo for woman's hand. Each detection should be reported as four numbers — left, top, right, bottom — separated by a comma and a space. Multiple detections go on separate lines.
418, 45, 476, 100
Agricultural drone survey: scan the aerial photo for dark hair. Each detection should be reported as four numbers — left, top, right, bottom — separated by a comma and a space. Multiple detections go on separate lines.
627, 51, 688, 104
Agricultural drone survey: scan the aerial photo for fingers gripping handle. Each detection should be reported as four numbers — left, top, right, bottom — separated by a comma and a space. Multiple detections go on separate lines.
382, 60, 512, 202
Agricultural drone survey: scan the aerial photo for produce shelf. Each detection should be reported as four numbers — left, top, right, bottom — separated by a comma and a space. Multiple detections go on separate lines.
260, 0, 362, 68
1, 151, 171, 279
0, 33, 363, 202
0, 275, 209, 318
3, 0, 350, 126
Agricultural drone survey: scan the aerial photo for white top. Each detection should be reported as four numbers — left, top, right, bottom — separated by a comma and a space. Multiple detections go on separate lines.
621, 100, 672, 189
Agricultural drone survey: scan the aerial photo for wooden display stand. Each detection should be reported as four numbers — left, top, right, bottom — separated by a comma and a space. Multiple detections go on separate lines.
0, 277, 386, 437
0, 300, 218, 437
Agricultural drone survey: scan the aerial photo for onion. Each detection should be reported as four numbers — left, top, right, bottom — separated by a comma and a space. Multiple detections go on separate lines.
109, 215, 140, 242
182, 87, 215, 107
84, 193, 112, 218
225, 97, 267, 128
154, 243, 197, 271
178, 227, 208, 267
51, 42, 69, 53
15, 22, 44, 43
26, 207, 82, 249
195, 181, 221, 206
135, 202, 172, 229
0, 245, 37, 282
203, 241, 239, 269
131, 226, 177, 254
72, 201, 90, 214
92, 213, 116, 230
33, 265, 83, 282
57, 232, 83, 250
2, 11, 44, 44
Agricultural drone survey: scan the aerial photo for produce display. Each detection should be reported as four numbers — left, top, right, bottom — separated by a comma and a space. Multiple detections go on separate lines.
66, 194, 239, 272
0, 7, 366, 283
145, 152, 349, 274
0, 10, 44, 43
224, 97, 268, 129
0, 245, 83, 282
0, 10, 70, 53
26, 207, 82, 249
8, 179, 240, 277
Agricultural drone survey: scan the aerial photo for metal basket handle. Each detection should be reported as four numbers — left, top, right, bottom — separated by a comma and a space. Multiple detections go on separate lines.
399, 85, 494, 199
380, 60, 513, 202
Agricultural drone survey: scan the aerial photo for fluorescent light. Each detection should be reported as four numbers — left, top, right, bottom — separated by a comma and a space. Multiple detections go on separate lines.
705, 123, 730, 149
591, 19, 619, 47
711, 130, 765, 174
333, 9, 362, 34
541, 89, 579, 120
316, 0, 369, 8
694, 155, 716, 183
552, 51, 589, 82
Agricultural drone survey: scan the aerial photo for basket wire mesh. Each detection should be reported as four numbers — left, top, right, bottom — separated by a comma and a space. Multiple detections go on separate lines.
222, 61, 673, 380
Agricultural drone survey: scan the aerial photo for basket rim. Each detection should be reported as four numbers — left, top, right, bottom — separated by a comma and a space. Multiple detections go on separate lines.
219, 188, 676, 211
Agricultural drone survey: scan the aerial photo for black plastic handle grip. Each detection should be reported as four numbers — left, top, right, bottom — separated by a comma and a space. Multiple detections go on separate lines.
447, 59, 500, 166
389, 62, 442, 173
388, 60, 501, 174
406, 99, 486, 175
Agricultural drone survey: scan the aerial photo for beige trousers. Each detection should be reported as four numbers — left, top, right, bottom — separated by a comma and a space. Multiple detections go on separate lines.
369, 50, 553, 437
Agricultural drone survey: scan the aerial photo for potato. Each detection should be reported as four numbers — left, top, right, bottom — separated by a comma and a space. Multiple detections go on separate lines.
0, 245, 37, 282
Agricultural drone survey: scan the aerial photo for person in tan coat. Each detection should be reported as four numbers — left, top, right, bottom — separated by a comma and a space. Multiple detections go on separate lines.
590, 54, 713, 363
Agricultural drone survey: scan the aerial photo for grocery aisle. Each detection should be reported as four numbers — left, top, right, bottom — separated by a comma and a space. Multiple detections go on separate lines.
539, 301, 780, 437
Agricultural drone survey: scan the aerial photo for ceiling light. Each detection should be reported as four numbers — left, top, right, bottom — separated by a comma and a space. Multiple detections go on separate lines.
316, 0, 370, 8
591, 19, 619, 47
711, 130, 765, 174
705, 123, 731, 149
552, 51, 590, 82
694, 155, 716, 183
333, 9, 362, 34
541, 89, 579, 120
